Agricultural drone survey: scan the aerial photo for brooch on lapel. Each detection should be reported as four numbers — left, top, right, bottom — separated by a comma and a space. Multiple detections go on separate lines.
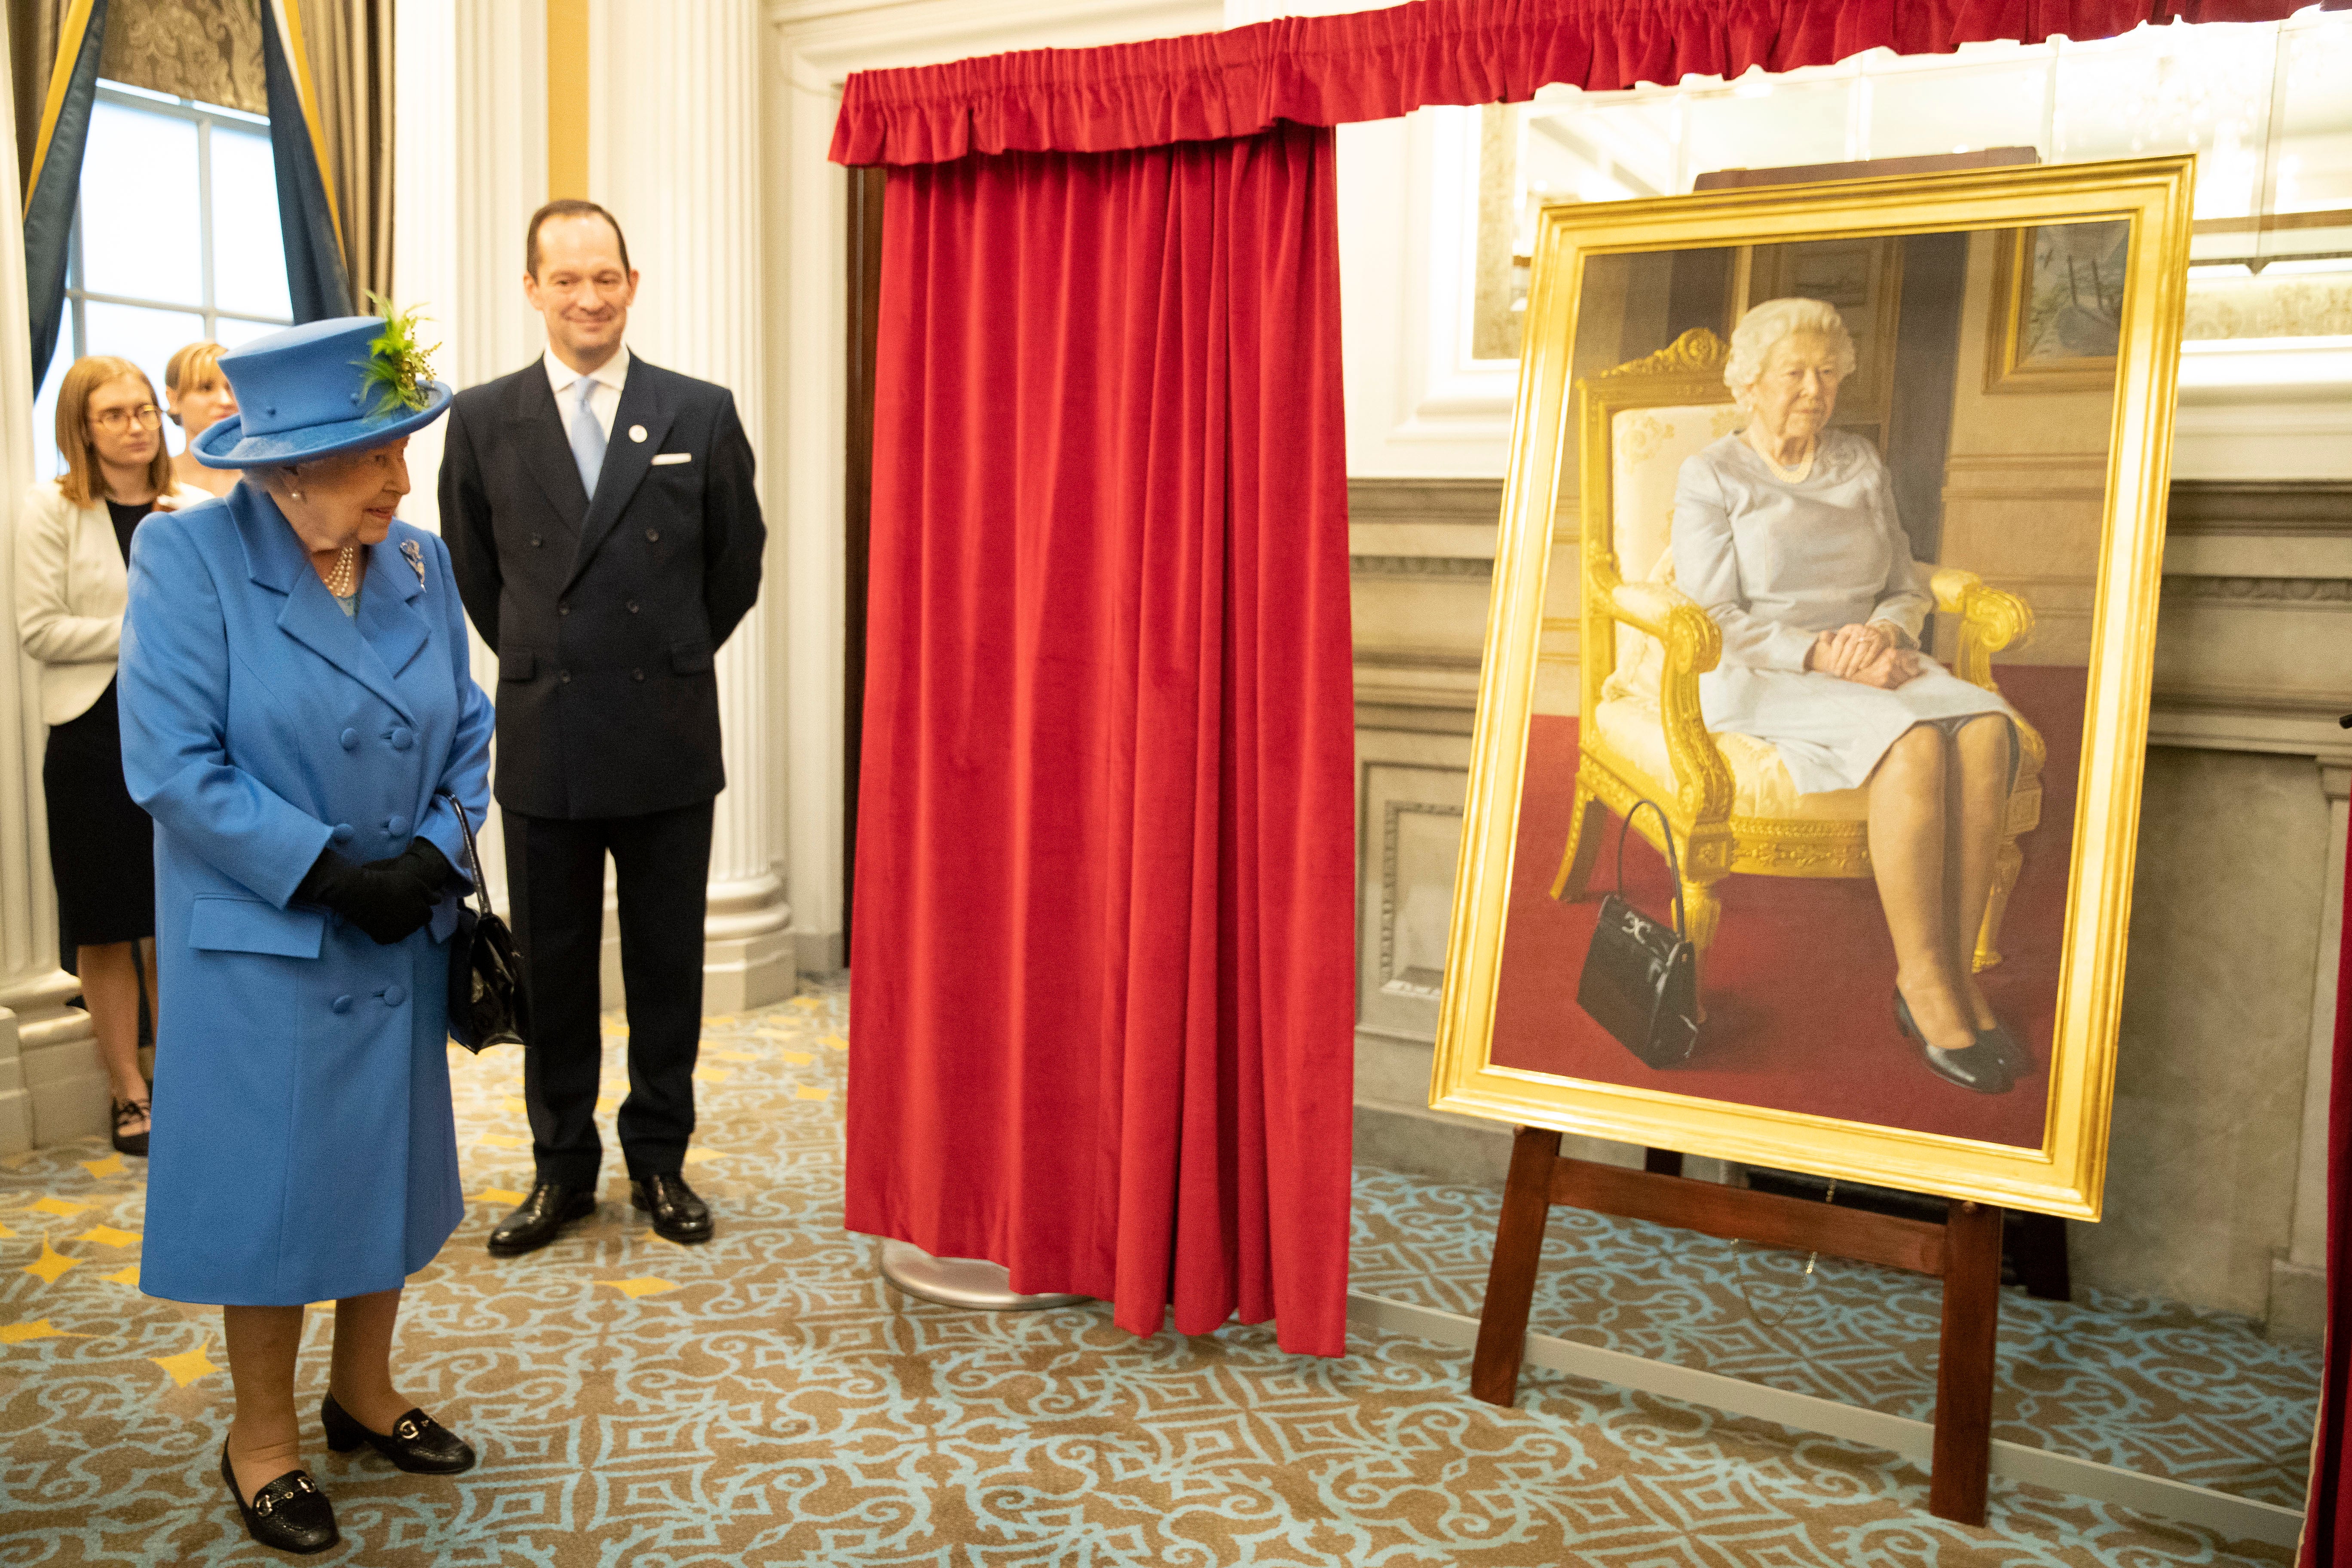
401, 539, 427, 585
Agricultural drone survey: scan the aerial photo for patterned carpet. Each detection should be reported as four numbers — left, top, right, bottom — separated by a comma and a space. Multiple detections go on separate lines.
1353, 1173, 2321, 1511
0, 982, 2311, 1565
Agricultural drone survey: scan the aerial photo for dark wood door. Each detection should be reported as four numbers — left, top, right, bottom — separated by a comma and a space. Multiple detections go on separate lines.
843, 165, 886, 936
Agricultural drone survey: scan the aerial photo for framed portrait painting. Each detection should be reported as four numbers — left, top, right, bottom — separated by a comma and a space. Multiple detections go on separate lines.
1427, 156, 2195, 1219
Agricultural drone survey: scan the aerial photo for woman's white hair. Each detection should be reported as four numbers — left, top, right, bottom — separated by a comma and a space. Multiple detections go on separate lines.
1724, 297, 1856, 404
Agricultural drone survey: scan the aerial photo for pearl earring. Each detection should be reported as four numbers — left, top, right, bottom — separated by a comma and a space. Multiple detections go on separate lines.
290, 489, 304, 499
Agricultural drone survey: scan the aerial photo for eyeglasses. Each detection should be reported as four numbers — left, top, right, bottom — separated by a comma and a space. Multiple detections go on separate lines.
91, 404, 162, 432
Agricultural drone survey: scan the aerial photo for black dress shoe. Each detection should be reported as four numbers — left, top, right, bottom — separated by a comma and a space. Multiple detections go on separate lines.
1975, 1019, 2032, 1077
631, 1171, 713, 1245
221, 1441, 338, 1555
1895, 990, 2014, 1096
487, 1181, 597, 1256
322, 1392, 476, 1474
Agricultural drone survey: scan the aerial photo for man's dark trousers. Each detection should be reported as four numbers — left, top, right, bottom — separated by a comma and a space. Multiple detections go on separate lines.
440, 352, 765, 1193
505, 802, 713, 1184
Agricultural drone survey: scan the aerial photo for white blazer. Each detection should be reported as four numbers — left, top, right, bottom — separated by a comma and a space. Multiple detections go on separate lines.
14, 478, 211, 725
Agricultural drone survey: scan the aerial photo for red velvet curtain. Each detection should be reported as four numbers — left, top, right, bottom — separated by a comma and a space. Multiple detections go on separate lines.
2303, 831, 2352, 1562
830, 0, 2326, 165
845, 124, 1356, 1355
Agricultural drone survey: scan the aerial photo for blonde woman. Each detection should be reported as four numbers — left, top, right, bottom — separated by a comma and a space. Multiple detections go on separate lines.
164, 341, 239, 498
1672, 297, 2024, 1095
12, 358, 206, 1152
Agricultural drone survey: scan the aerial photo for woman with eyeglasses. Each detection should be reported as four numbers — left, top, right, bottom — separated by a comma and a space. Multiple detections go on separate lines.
12, 356, 206, 1154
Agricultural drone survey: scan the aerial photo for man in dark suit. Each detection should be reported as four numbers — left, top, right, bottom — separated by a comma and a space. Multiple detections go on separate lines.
441, 199, 764, 1252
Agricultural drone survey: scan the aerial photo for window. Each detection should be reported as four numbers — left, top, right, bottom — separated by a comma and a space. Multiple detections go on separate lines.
31, 80, 292, 475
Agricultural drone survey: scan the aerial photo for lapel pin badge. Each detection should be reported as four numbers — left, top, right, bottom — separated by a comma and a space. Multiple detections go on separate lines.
401, 539, 426, 585
629, 424, 648, 444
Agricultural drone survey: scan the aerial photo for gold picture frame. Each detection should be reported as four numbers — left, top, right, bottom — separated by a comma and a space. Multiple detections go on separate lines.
1984, 220, 2134, 393
1427, 156, 2194, 1220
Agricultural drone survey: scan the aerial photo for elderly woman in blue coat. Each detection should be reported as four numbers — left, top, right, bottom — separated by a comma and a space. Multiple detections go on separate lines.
119, 313, 493, 1555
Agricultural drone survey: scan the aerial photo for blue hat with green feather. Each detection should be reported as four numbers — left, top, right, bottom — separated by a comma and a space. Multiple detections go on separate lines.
192, 305, 450, 468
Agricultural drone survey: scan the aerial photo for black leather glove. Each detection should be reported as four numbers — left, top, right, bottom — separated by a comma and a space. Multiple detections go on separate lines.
297, 839, 455, 946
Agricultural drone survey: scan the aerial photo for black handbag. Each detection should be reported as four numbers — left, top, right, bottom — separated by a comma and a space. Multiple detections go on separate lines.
1575, 799, 1701, 1069
441, 793, 527, 1054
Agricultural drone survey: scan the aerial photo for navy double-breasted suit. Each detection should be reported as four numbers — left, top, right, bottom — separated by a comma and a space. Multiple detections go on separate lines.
440, 356, 761, 818
119, 487, 493, 1305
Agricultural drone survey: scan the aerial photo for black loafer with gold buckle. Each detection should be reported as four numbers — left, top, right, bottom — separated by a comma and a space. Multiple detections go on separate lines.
322, 1392, 477, 1474
221, 1441, 338, 1555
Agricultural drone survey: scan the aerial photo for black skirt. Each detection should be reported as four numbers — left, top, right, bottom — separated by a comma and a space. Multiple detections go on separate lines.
43, 679, 155, 949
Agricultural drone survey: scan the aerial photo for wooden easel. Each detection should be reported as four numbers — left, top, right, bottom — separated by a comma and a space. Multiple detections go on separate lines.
1470, 1128, 2006, 1524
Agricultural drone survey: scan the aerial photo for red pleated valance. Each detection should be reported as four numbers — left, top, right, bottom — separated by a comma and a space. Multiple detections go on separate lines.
830, 0, 2326, 167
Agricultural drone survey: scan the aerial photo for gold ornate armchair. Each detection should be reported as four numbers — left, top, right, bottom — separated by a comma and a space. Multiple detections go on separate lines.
1551, 329, 2045, 973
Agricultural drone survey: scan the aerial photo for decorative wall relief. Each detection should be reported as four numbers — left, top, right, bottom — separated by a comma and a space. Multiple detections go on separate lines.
100, 0, 265, 115
2184, 274, 2352, 340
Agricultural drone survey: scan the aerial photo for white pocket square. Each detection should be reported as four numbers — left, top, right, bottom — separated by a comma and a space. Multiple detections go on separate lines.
650, 452, 692, 466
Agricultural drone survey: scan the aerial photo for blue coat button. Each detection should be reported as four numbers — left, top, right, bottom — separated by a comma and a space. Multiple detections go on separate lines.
386, 815, 410, 837
332, 995, 354, 1014
331, 823, 355, 844
389, 727, 415, 751
383, 984, 407, 1007
339, 729, 358, 750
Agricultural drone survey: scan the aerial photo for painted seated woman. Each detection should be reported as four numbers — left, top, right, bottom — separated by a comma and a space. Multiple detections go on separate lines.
118, 313, 493, 1554
1672, 297, 2024, 1097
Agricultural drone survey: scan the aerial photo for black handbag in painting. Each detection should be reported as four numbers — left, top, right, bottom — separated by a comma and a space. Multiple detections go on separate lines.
441, 793, 528, 1054
1575, 798, 1701, 1069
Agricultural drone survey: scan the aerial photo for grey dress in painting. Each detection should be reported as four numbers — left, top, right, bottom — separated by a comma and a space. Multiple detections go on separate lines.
1671, 428, 2014, 796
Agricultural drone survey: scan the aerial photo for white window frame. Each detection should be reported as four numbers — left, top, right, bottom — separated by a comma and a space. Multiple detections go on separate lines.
58, 81, 293, 362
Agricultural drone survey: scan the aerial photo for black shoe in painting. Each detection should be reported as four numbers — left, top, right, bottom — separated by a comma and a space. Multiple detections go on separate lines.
1974, 1019, 2032, 1078
1895, 989, 2014, 1096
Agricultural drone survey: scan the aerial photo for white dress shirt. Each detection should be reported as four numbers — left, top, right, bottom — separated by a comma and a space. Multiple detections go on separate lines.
543, 344, 630, 440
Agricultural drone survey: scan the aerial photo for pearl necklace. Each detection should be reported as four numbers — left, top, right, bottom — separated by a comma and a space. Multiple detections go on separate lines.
323, 543, 360, 597
1757, 440, 1817, 484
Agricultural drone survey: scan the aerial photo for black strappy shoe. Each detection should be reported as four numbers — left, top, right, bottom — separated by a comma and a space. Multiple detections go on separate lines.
110, 1097, 150, 1157
220, 1440, 338, 1554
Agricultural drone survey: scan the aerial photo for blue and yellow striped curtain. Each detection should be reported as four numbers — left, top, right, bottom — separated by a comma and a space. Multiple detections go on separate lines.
259, 0, 352, 321
19, 0, 107, 388
18, 0, 352, 390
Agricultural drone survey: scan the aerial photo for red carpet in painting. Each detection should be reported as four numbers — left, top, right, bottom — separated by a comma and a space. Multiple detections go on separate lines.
1489, 665, 2087, 1150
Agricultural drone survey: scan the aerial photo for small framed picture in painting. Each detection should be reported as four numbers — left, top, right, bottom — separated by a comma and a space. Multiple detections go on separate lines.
1427, 156, 2195, 1219
1984, 219, 2134, 392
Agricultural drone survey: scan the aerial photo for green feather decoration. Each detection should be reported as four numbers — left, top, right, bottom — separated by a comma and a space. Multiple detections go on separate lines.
360, 293, 440, 416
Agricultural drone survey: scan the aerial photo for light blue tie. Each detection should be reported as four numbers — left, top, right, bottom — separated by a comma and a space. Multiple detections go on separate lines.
568, 376, 606, 499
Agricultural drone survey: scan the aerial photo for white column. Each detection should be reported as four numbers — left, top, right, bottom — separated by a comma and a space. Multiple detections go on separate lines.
773, 10, 850, 978
0, 19, 96, 1151
590, 0, 793, 1008
392, 0, 548, 916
